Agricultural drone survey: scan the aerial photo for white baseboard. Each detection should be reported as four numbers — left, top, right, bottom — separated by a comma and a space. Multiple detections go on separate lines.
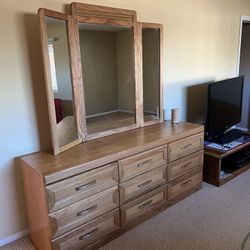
0, 229, 29, 247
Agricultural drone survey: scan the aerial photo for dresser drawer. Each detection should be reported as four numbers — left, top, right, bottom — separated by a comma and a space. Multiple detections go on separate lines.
168, 133, 203, 162
119, 146, 167, 182
121, 186, 167, 226
46, 162, 118, 212
168, 151, 203, 181
49, 186, 119, 238
52, 209, 120, 250
168, 170, 202, 200
120, 166, 166, 204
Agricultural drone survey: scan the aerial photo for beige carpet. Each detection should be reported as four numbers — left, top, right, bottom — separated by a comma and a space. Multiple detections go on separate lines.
2, 170, 250, 250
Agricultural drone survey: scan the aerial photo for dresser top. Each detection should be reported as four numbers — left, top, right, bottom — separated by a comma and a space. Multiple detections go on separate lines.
19, 122, 203, 184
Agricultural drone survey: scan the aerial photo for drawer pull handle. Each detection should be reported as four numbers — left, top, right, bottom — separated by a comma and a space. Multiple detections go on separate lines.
181, 179, 191, 187
181, 143, 192, 150
137, 159, 153, 168
79, 227, 99, 240
138, 199, 153, 209
138, 179, 153, 188
181, 162, 192, 169
77, 205, 98, 216
75, 180, 97, 191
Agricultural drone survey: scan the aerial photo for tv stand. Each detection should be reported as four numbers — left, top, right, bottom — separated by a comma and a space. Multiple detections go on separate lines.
203, 134, 250, 186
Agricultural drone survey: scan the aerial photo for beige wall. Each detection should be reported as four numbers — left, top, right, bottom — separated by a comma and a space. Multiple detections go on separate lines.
116, 29, 136, 112
79, 30, 119, 116
1, 0, 250, 242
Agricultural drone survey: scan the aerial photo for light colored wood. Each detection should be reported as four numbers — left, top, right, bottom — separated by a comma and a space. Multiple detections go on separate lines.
168, 150, 203, 181
119, 146, 167, 182
119, 165, 166, 204
86, 111, 137, 139
140, 22, 164, 125
168, 169, 202, 200
19, 159, 52, 250
38, 8, 81, 155
46, 162, 118, 212
49, 186, 118, 238
135, 23, 144, 127
168, 132, 204, 162
20, 121, 204, 249
71, 2, 137, 24
57, 116, 77, 147
68, 15, 87, 141
52, 209, 120, 250
76, 15, 134, 27
20, 122, 204, 185
120, 185, 167, 226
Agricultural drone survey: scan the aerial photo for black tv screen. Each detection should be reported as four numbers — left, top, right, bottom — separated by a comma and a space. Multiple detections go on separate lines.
206, 76, 244, 139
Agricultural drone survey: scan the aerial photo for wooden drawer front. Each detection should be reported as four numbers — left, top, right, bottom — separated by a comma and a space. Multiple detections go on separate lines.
52, 209, 120, 250
49, 186, 119, 238
168, 170, 202, 200
46, 162, 118, 213
168, 151, 203, 181
168, 133, 203, 162
119, 146, 167, 182
120, 166, 166, 204
121, 186, 167, 225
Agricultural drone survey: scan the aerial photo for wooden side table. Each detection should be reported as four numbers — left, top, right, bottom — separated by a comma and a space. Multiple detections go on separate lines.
203, 136, 250, 186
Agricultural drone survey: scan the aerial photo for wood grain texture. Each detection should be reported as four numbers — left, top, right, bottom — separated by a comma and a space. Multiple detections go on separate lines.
140, 22, 164, 125
119, 146, 167, 182
120, 185, 167, 226
168, 132, 204, 162
168, 168, 202, 200
204, 142, 250, 186
19, 159, 52, 250
38, 8, 81, 155
51, 209, 120, 250
71, 2, 137, 23
20, 122, 203, 185
119, 165, 166, 204
46, 162, 118, 212
168, 150, 203, 181
68, 15, 87, 142
134, 22, 144, 127
49, 186, 119, 238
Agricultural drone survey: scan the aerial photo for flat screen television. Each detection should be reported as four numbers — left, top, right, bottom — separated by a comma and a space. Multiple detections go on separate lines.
205, 75, 244, 142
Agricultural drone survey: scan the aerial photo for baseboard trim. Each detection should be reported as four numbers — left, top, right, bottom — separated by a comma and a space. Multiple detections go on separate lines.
0, 229, 29, 247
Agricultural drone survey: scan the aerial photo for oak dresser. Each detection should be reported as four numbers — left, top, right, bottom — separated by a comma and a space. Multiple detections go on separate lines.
19, 121, 204, 250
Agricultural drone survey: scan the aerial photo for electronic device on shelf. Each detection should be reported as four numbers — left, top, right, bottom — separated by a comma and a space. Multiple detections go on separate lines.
205, 75, 244, 144
222, 149, 250, 169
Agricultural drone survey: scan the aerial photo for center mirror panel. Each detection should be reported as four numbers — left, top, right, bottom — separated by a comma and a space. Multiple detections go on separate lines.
142, 27, 161, 123
78, 23, 136, 137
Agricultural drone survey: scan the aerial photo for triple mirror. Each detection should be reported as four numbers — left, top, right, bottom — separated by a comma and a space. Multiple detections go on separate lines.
39, 3, 163, 155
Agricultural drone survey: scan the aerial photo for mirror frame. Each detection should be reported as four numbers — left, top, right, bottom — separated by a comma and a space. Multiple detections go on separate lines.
38, 3, 163, 155
139, 22, 164, 126
70, 2, 141, 141
38, 8, 83, 154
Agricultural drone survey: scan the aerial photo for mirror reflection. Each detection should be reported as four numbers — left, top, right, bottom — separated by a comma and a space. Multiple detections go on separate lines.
142, 28, 160, 122
45, 17, 77, 147
78, 23, 136, 136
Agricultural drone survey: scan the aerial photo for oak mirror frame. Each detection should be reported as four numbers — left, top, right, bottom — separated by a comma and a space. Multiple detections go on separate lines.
38, 9, 82, 155
38, 3, 163, 155
70, 2, 141, 141
139, 22, 163, 126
